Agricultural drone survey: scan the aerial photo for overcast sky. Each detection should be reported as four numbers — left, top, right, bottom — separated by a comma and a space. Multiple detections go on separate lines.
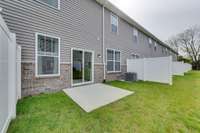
109, 0, 200, 41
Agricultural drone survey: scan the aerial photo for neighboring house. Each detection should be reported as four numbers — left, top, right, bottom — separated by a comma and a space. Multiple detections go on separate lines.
0, 0, 178, 96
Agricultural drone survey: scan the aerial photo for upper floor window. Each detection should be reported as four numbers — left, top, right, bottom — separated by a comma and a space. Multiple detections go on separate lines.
36, 33, 60, 77
37, 0, 60, 9
162, 47, 164, 53
133, 27, 138, 42
111, 14, 118, 33
107, 49, 121, 72
148, 38, 152, 48
165, 48, 168, 54
154, 42, 157, 51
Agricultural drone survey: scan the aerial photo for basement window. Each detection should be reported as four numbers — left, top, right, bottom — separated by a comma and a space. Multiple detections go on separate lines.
36, 33, 60, 77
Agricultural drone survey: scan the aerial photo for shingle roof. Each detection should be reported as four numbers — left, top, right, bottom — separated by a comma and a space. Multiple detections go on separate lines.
96, 0, 178, 54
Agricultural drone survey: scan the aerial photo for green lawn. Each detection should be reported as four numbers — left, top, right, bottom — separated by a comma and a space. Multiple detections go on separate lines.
8, 71, 200, 133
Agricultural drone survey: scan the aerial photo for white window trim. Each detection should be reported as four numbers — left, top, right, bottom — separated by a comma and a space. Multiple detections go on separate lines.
35, 32, 60, 78
35, 0, 61, 10
106, 48, 121, 73
110, 13, 119, 34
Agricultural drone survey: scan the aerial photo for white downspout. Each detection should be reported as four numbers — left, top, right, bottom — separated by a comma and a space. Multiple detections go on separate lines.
103, 6, 106, 80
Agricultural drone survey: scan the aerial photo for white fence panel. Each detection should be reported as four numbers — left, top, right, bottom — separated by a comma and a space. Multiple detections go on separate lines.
0, 13, 18, 133
144, 56, 172, 85
127, 56, 173, 85
173, 61, 185, 76
183, 63, 192, 72
0, 14, 9, 133
127, 59, 144, 80
172, 62, 192, 76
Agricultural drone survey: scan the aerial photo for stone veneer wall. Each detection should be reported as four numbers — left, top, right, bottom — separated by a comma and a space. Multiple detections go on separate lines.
21, 63, 126, 97
94, 64, 104, 83
22, 63, 105, 97
22, 63, 71, 97
106, 65, 127, 81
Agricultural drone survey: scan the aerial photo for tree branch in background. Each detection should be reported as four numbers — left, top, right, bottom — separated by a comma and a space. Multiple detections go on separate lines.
166, 25, 200, 70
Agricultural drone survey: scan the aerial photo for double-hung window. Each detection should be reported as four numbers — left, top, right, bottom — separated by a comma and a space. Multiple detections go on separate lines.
165, 48, 168, 54
133, 27, 138, 42
148, 38, 152, 48
154, 42, 157, 52
111, 14, 118, 33
107, 49, 121, 72
37, 0, 60, 9
36, 33, 60, 77
162, 47, 164, 53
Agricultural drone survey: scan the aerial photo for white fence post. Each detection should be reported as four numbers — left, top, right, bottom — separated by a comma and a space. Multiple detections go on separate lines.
8, 33, 17, 119
169, 56, 173, 85
0, 12, 17, 133
16, 45, 21, 100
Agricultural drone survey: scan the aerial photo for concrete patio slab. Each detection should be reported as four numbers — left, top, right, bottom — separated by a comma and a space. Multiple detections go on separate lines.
63, 83, 134, 112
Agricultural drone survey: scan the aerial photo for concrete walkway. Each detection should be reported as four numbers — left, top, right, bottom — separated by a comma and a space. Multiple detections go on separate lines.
63, 83, 134, 112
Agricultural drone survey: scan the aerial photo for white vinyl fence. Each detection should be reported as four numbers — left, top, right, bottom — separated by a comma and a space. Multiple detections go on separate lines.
127, 56, 173, 85
172, 61, 185, 76
0, 12, 21, 133
183, 63, 192, 72
173, 62, 192, 76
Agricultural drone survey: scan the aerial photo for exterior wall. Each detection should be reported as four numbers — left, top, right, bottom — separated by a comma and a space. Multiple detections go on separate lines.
106, 65, 127, 81
0, 0, 103, 64
103, 8, 177, 80
0, 0, 178, 96
22, 63, 71, 96
94, 64, 104, 83
0, 0, 104, 96
103, 8, 177, 65
22, 63, 104, 97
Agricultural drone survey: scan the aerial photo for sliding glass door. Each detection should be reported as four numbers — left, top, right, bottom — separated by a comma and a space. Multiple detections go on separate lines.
73, 50, 83, 84
72, 49, 93, 85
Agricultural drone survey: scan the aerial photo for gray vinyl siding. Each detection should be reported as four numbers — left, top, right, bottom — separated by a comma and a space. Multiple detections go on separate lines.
0, 0, 103, 64
104, 9, 134, 65
0, 0, 177, 65
104, 8, 175, 65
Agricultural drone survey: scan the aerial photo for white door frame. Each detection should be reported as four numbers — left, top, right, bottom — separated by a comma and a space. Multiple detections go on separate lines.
71, 48, 94, 87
